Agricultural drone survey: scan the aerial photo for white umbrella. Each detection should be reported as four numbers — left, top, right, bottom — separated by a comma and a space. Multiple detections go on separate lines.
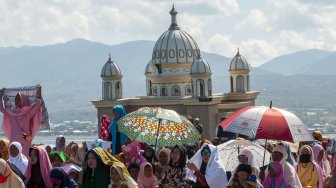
217, 139, 271, 172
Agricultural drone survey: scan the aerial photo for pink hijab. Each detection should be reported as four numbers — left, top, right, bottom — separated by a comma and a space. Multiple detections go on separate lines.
137, 162, 158, 188
123, 142, 147, 167
24, 146, 53, 188
312, 144, 331, 176
263, 161, 290, 188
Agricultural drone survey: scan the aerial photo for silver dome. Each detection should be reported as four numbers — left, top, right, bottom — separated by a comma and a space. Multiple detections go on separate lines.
190, 56, 211, 74
151, 6, 200, 65
101, 54, 121, 77
229, 50, 250, 71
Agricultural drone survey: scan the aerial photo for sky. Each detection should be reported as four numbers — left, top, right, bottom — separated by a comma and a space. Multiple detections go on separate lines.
0, 0, 336, 66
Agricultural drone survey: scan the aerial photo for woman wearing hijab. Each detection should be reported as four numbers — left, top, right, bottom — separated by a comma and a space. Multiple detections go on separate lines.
228, 148, 260, 184
227, 163, 262, 188
154, 147, 171, 179
143, 146, 156, 163
263, 161, 290, 188
279, 142, 297, 167
100, 115, 112, 141
296, 145, 323, 188
137, 162, 158, 188
0, 87, 43, 156
312, 144, 331, 178
110, 105, 127, 155
0, 139, 10, 160
7, 142, 28, 174
55, 135, 66, 152
82, 147, 128, 188
50, 167, 77, 188
0, 158, 25, 188
266, 144, 302, 188
159, 145, 188, 188
49, 151, 69, 168
25, 145, 53, 188
109, 161, 138, 188
186, 144, 228, 188
64, 142, 83, 166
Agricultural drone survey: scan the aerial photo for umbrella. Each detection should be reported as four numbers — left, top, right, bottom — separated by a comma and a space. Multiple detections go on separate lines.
217, 139, 271, 171
219, 105, 314, 143
117, 107, 201, 148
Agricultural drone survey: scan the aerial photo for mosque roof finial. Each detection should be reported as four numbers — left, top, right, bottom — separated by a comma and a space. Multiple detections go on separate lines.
109, 53, 111, 60
169, 4, 180, 30
237, 47, 240, 55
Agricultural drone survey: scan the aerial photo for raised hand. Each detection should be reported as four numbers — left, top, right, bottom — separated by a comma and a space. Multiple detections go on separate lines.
37, 84, 42, 98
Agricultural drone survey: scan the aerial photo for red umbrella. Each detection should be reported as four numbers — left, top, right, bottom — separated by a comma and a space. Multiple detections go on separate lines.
219, 105, 314, 143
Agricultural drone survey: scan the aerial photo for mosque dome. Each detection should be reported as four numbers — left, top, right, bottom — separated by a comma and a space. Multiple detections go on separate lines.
190, 56, 211, 74
101, 54, 122, 77
229, 49, 250, 71
151, 6, 200, 65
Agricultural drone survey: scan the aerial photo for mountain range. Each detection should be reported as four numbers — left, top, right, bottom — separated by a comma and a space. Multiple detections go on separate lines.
0, 39, 335, 123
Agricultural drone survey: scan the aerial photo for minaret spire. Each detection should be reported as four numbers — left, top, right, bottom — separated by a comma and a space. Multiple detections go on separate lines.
169, 4, 180, 30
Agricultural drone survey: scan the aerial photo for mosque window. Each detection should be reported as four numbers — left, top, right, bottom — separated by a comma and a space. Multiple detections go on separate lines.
153, 86, 157, 96
208, 78, 212, 96
172, 85, 181, 96
104, 82, 112, 100
169, 49, 175, 58
187, 49, 192, 57
116, 82, 122, 99
236, 75, 244, 93
161, 50, 166, 59
196, 79, 205, 97
185, 85, 192, 95
161, 86, 168, 96
179, 49, 185, 58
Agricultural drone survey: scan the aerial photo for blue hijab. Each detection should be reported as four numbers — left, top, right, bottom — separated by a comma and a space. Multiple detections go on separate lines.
50, 167, 77, 188
109, 105, 127, 155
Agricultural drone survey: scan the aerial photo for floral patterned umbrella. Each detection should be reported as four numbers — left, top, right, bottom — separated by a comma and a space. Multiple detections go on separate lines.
117, 107, 201, 148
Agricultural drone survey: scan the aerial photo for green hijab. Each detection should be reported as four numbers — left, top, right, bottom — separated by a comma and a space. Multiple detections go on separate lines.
49, 151, 69, 162
82, 147, 119, 188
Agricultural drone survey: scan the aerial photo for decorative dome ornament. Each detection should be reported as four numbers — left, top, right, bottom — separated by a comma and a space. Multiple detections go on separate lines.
229, 48, 250, 71
150, 5, 200, 65
190, 55, 212, 75
101, 53, 122, 77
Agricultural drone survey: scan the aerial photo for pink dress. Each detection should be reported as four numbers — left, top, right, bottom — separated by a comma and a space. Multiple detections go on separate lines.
0, 95, 42, 156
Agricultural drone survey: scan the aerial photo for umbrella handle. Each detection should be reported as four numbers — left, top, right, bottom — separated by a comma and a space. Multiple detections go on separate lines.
262, 139, 267, 166
154, 118, 162, 150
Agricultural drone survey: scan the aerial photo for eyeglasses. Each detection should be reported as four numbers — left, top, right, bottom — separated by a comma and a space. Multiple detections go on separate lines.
201, 151, 211, 157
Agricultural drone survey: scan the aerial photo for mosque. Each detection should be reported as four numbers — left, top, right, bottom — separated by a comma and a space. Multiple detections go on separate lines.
92, 6, 259, 139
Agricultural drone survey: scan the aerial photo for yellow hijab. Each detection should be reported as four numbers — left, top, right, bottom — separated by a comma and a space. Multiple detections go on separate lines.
0, 139, 10, 160
0, 158, 25, 188
297, 145, 319, 188
94, 148, 137, 188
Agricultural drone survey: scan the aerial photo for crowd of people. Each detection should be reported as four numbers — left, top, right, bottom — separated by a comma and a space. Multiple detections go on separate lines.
1, 87, 336, 188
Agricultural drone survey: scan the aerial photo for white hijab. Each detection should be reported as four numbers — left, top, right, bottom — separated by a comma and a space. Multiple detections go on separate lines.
270, 144, 302, 188
187, 144, 228, 188
7, 142, 28, 175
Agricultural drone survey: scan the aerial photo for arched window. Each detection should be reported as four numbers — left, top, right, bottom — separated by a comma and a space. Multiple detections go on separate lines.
208, 78, 212, 96
148, 80, 152, 96
104, 82, 112, 100
196, 79, 205, 97
160, 86, 167, 96
115, 82, 122, 99
153, 86, 158, 96
236, 75, 244, 93
172, 85, 181, 96
186, 85, 192, 95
